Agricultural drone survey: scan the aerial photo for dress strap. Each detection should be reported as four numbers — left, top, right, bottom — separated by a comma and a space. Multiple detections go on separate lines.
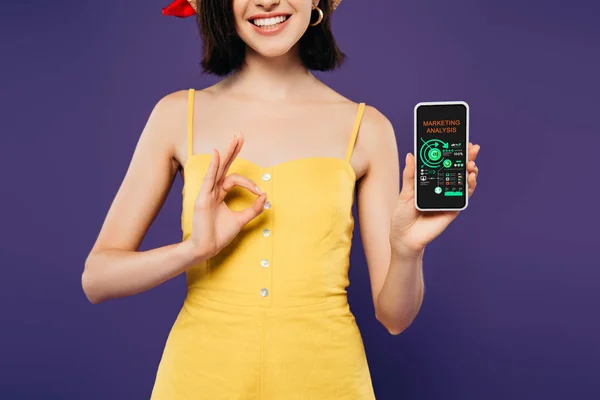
345, 102, 366, 162
187, 88, 195, 160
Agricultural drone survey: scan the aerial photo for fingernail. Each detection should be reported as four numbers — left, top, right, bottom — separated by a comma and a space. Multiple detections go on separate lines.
255, 185, 263, 194
405, 153, 410, 163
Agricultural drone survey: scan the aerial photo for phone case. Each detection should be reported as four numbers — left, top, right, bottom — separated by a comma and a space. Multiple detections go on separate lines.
414, 101, 469, 211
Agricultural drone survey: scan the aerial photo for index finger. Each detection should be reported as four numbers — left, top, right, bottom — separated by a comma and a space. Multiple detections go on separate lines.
468, 142, 480, 162
217, 133, 244, 184
223, 133, 244, 178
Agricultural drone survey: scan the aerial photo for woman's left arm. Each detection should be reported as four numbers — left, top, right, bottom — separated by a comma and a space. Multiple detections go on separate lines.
356, 107, 480, 335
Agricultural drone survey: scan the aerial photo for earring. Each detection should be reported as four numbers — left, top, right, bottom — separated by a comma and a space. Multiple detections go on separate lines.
309, 6, 323, 26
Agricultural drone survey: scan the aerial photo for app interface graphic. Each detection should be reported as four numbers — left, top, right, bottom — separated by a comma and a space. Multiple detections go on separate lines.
416, 103, 468, 209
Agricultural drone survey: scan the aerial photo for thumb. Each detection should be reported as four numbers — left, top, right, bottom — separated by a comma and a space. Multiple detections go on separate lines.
398, 153, 415, 202
234, 192, 268, 226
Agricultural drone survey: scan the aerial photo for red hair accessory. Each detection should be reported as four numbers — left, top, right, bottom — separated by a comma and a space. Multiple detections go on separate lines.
162, 0, 197, 18
162, 0, 342, 18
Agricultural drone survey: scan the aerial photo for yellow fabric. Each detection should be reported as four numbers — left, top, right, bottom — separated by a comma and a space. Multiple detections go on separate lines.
151, 89, 375, 399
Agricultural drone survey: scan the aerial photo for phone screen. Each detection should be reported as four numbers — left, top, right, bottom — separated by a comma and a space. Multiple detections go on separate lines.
414, 102, 469, 211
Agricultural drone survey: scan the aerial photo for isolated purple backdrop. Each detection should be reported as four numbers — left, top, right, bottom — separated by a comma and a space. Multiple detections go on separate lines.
1, 0, 599, 399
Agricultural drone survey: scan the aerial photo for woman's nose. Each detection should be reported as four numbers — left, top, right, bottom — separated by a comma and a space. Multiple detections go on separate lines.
254, 0, 281, 10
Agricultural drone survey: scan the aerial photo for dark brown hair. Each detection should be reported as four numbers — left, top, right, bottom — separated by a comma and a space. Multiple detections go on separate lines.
197, 0, 345, 76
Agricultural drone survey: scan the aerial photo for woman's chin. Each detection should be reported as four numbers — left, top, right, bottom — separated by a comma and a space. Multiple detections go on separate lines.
248, 43, 296, 59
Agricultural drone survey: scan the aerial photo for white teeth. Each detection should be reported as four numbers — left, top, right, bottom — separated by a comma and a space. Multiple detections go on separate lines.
252, 15, 288, 28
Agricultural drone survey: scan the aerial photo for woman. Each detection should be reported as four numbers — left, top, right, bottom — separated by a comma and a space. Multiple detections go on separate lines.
82, 0, 481, 398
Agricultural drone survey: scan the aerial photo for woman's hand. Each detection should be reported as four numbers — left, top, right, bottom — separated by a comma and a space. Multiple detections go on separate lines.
390, 143, 481, 256
188, 133, 267, 260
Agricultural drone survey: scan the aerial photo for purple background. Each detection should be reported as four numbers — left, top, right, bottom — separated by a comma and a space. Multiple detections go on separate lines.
1, 0, 599, 398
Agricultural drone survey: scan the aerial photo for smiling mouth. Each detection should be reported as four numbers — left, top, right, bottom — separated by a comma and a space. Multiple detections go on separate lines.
249, 15, 290, 29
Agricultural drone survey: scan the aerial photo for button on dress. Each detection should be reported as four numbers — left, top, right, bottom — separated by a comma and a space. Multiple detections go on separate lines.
151, 89, 375, 399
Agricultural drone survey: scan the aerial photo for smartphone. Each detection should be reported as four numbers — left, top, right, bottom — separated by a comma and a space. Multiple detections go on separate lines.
414, 101, 469, 211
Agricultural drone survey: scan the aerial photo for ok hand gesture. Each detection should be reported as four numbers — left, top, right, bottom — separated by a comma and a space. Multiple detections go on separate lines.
188, 133, 267, 259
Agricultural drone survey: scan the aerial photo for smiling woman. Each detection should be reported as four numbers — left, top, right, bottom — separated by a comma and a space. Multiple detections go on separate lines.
163, 0, 345, 75
82, 0, 481, 399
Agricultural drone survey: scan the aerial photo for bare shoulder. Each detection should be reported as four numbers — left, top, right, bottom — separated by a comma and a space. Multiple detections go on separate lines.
144, 89, 199, 167
360, 104, 395, 144
148, 89, 191, 125
356, 103, 397, 169
166, 87, 219, 149
145, 89, 189, 139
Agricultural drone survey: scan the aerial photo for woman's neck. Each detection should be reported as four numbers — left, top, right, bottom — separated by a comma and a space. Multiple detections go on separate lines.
218, 46, 320, 103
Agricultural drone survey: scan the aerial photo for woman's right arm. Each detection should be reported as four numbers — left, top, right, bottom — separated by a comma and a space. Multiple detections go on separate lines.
82, 91, 206, 304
